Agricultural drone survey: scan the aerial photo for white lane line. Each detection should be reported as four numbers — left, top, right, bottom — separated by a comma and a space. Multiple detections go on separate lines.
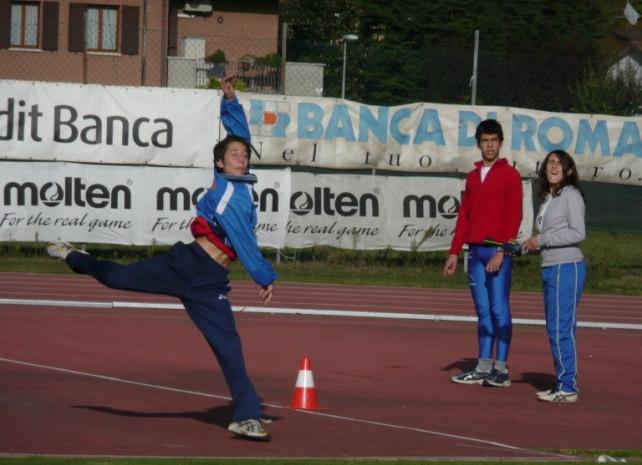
2, 297, 642, 330
0, 356, 569, 459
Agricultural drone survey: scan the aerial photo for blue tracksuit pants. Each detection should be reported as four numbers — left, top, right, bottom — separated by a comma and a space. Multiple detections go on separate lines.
467, 245, 513, 363
542, 261, 586, 393
66, 241, 262, 422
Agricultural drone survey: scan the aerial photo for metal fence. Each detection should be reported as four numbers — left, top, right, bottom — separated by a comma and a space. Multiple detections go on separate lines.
286, 37, 596, 112
284, 62, 325, 97
0, 23, 608, 110
167, 57, 282, 93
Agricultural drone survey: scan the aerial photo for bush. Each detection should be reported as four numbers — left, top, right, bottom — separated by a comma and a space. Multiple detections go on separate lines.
207, 76, 247, 91
205, 49, 227, 64
255, 52, 282, 68
571, 62, 642, 116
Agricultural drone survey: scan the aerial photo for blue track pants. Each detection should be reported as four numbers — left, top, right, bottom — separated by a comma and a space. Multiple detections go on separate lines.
66, 241, 262, 422
467, 245, 513, 363
542, 261, 586, 393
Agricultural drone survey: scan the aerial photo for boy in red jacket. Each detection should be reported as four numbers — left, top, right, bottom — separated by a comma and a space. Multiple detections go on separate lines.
443, 119, 522, 388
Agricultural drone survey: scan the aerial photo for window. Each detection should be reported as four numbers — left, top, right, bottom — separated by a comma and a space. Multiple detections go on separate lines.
85, 6, 118, 52
0, 2, 57, 51
11, 2, 39, 48
67, 4, 139, 55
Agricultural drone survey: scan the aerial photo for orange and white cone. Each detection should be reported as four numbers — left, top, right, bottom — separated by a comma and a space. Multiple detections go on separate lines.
290, 356, 322, 410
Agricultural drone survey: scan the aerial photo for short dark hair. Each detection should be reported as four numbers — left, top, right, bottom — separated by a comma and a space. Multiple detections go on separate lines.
475, 119, 504, 143
212, 135, 252, 172
537, 149, 582, 200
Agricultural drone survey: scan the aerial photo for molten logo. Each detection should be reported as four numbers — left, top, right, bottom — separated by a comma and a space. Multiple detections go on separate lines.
402, 194, 460, 219
155, 186, 279, 212
290, 187, 379, 217
290, 192, 313, 215
41, 182, 64, 206
3, 177, 131, 209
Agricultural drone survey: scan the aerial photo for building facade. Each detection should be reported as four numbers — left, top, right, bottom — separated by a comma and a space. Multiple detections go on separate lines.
0, 0, 279, 87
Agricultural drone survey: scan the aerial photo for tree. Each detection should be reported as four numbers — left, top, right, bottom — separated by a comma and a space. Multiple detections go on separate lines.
205, 49, 227, 64
280, 0, 621, 110
571, 62, 642, 116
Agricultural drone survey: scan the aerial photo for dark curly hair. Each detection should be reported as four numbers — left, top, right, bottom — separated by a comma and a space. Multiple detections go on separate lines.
537, 150, 582, 200
475, 119, 504, 143
212, 135, 252, 172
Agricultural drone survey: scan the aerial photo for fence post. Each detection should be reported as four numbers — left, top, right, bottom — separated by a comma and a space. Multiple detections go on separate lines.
82, 10, 88, 84
281, 22, 288, 94
470, 30, 479, 105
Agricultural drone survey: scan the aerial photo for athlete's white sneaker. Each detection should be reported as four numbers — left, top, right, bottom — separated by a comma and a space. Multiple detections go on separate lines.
483, 368, 511, 387
46, 241, 84, 260
451, 369, 489, 384
537, 389, 578, 403
227, 419, 271, 441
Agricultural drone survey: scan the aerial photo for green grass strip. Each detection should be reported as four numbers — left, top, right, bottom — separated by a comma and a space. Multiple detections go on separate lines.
2, 231, 641, 295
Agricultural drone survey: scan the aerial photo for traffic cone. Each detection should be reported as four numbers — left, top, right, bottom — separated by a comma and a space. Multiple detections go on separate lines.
290, 356, 322, 410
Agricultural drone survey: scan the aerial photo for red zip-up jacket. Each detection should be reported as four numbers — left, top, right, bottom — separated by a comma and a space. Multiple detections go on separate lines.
449, 158, 523, 255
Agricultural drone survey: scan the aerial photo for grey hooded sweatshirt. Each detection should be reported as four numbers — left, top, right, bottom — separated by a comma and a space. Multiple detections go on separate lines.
536, 185, 585, 267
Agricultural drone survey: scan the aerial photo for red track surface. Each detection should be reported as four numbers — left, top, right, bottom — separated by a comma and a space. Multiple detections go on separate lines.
1, 272, 642, 458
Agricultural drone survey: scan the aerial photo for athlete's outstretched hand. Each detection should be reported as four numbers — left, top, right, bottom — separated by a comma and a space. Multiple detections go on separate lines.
221, 74, 237, 101
259, 284, 274, 305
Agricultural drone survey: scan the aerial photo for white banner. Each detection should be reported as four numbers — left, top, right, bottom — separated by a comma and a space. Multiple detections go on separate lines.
1, 161, 532, 251
2, 80, 641, 185
0, 80, 219, 166
0, 162, 290, 248
285, 172, 533, 251
241, 94, 642, 186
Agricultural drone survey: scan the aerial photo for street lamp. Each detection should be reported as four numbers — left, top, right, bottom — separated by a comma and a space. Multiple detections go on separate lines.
341, 33, 358, 99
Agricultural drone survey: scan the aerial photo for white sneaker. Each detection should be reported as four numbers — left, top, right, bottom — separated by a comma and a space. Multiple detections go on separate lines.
227, 419, 271, 441
537, 389, 578, 403
483, 368, 511, 387
46, 241, 81, 260
451, 369, 489, 384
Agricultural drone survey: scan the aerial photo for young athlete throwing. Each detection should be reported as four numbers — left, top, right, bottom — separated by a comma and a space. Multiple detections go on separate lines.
47, 76, 276, 441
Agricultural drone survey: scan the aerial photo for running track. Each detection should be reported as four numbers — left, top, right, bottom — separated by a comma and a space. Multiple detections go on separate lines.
1, 272, 641, 459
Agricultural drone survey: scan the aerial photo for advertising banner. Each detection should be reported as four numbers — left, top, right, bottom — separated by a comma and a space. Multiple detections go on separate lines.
241, 94, 642, 186
0, 162, 290, 248
2, 79, 641, 185
285, 172, 533, 251
0, 80, 219, 167
1, 162, 532, 251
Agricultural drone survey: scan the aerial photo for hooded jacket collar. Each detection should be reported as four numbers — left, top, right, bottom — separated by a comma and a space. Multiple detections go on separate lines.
214, 170, 257, 184
474, 157, 509, 170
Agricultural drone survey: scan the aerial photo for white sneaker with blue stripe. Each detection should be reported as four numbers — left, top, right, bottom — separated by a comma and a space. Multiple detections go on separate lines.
228, 419, 271, 441
537, 389, 578, 403
451, 369, 489, 384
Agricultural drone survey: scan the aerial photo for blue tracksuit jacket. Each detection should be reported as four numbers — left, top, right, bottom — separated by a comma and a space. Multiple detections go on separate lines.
194, 96, 277, 287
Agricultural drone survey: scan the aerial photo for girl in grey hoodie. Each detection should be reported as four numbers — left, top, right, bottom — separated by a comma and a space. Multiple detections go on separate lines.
522, 150, 586, 403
